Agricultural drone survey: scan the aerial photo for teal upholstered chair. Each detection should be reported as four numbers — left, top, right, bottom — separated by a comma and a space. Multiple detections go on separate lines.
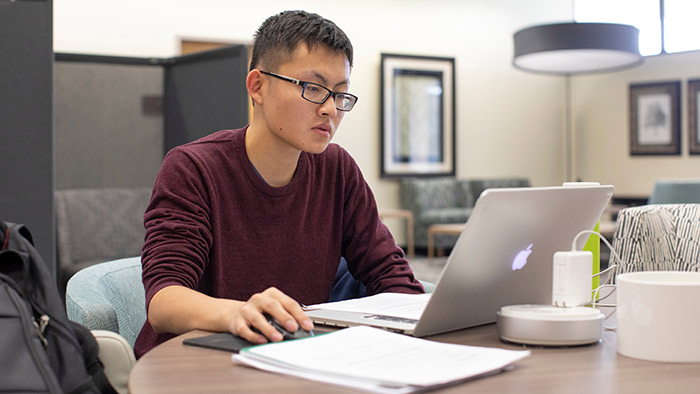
65, 257, 143, 393
648, 180, 700, 204
66, 256, 146, 349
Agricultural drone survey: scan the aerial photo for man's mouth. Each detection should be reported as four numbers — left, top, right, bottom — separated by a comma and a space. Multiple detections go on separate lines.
313, 124, 332, 134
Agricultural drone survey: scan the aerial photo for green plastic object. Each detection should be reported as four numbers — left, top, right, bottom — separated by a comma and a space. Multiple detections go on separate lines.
583, 222, 600, 291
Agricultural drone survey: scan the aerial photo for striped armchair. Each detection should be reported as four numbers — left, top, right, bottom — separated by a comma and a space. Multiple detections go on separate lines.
612, 204, 700, 274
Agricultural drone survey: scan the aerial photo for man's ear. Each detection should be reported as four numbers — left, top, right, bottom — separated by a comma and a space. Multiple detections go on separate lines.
246, 70, 264, 106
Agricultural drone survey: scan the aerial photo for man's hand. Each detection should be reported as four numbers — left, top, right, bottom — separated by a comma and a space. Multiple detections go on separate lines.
147, 285, 313, 344
230, 287, 314, 344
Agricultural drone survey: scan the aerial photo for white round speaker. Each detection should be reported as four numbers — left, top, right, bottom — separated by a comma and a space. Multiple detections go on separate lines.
496, 304, 604, 346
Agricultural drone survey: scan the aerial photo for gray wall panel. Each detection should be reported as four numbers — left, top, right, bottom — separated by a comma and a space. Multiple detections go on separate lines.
164, 45, 249, 151
0, 0, 55, 275
54, 62, 163, 190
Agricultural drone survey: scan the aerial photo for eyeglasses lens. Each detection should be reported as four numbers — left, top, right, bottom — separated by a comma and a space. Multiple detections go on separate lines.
302, 83, 356, 111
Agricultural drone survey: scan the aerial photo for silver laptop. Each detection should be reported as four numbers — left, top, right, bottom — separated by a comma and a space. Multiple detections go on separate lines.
305, 184, 614, 337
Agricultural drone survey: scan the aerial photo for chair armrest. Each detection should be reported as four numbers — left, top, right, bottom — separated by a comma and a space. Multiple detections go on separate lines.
66, 270, 120, 333
92, 330, 136, 394
66, 299, 119, 333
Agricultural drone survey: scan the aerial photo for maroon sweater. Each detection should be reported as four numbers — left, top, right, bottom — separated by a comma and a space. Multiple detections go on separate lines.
134, 127, 423, 357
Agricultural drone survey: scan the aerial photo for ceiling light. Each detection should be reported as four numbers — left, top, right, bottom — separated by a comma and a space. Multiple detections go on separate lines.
513, 22, 643, 75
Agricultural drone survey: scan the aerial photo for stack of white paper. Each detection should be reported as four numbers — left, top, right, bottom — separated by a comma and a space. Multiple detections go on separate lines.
232, 326, 530, 393
304, 292, 431, 320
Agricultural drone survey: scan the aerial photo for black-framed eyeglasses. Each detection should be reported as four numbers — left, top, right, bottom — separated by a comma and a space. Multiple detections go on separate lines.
259, 70, 358, 112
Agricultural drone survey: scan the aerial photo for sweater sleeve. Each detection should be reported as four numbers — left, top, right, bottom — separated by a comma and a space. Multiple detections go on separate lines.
337, 149, 424, 295
140, 148, 213, 308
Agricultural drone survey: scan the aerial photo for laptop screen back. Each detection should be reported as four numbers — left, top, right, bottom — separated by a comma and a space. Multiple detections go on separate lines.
413, 185, 614, 337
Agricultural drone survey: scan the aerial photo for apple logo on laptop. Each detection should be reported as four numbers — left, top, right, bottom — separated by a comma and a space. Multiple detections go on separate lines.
512, 244, 533, 270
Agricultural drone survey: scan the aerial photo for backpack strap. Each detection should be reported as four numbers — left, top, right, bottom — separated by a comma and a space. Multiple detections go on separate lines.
1, 221, 35, 249
0, 224, 35, 299
1, 221, 10, 250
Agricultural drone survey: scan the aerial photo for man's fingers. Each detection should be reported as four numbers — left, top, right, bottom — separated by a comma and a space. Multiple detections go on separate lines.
261, 288, 314, 332
235, 322, 269, 344
279, 298, 314, 331
237, 303, 284, 342
232, 287, 313, 343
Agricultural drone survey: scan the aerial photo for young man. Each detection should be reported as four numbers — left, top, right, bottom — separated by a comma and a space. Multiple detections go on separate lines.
134, 10, 424, 358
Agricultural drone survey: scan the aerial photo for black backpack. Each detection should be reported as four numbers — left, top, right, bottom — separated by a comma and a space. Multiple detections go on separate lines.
0, 221, 116, 394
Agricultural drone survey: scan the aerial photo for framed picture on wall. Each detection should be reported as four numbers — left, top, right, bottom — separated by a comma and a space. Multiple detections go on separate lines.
380, 53, 456, 178
629, 81, 681, 156
688, 79, 700, 155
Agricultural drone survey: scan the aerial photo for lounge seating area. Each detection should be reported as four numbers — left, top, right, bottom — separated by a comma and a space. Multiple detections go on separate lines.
399, 177, 531, 252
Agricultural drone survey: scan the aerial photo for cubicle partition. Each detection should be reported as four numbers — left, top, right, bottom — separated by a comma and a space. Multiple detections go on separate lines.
0, 0, 55, 276
54, 45, 249, 190
163, 46, 249, 153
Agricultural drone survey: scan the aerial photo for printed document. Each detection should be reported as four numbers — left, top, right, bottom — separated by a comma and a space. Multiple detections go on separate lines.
303, 292, 431, 320
232, 326, 530, 393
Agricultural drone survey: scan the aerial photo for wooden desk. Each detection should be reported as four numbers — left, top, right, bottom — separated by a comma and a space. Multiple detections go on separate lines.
129, 321, 700, 393
427, 223, 465, 260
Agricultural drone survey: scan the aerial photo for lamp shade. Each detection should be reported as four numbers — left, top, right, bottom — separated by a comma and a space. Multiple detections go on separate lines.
513, 22, 643, 74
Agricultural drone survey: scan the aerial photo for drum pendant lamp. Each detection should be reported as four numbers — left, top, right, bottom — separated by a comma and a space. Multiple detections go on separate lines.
513, 22, 643, 75
512, 22, 643, 183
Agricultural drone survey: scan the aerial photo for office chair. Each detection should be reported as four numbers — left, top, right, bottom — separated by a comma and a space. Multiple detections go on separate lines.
611, 204, 700, 274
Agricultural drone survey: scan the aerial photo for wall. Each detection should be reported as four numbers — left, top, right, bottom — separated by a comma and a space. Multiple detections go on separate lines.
53, 0, 583, 242
574, 51, 700, 197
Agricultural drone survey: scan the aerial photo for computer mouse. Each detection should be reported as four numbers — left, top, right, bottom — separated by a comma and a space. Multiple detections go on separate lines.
257, 313, 314, 341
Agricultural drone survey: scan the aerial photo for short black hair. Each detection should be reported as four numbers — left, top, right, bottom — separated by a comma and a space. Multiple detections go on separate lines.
250, 10, 353, 72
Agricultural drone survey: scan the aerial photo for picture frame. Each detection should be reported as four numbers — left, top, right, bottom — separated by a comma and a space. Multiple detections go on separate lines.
688, 79, 700, 155
629, 81, 681, 156
380, 53, 456, 178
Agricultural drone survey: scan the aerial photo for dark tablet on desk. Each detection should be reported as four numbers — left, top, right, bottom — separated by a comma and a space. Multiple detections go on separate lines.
183, 332, 256, 353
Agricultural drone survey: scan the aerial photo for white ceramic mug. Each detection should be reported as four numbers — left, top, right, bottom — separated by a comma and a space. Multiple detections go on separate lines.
617, 271, 700, 363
